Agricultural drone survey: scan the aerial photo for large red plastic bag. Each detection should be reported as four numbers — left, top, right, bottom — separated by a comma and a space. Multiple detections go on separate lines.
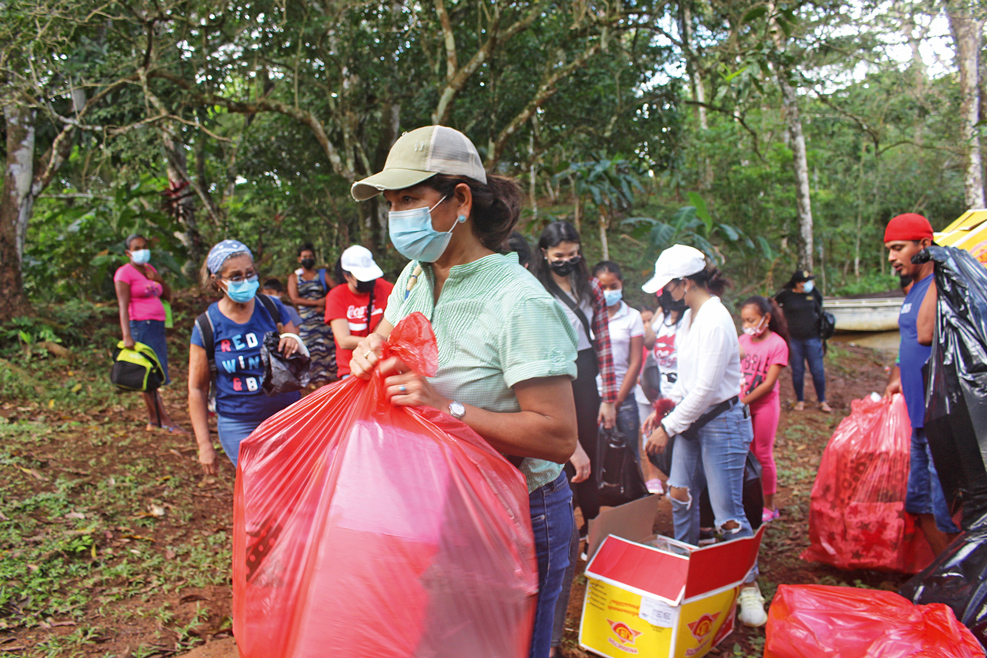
232, 312, 537, 658
764, 584, 984, 657
800, 393, 934, 573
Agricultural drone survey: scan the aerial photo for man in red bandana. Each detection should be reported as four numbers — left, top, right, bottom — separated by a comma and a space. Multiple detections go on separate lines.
884, 213, 960, 555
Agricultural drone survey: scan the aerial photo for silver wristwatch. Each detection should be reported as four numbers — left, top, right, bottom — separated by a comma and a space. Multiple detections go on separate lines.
448, 400, 466, 420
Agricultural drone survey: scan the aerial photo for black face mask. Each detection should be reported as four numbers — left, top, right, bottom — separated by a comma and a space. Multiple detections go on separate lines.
356, 278, 376, 293
658, 289, 687, 315
549, 257, 580, 277
301, 258, 315, 270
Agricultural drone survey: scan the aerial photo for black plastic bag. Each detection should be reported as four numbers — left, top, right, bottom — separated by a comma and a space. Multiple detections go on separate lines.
260, 331, 311, 396
900, 520, 987, 647
596, 425, 649, 507
918, 246, 987, 528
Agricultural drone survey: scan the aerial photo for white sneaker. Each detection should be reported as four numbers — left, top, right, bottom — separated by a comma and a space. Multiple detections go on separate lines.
737, 584, 768, 627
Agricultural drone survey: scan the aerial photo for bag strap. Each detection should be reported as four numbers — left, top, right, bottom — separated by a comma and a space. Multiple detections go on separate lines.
545, 277, 593, 345
317, 268, 328, 293
194, 311, 218, 382
365, 286, 376, 334
256, 293, 285, 333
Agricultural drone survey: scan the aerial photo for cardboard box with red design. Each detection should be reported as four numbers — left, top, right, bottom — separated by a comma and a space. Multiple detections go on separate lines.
579, 511, 764, 658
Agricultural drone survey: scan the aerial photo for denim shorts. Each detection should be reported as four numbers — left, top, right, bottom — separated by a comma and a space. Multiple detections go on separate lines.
905, 428, 960, 533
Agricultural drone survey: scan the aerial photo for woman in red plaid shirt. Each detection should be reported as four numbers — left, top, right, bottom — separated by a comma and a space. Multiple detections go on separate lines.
532, 220, 617, 528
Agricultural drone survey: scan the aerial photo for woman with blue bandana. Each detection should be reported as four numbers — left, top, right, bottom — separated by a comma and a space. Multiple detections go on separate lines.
187, 240, 303, 474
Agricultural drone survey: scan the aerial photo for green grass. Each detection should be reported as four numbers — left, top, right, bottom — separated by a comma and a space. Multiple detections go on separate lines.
0, 347, 230, 656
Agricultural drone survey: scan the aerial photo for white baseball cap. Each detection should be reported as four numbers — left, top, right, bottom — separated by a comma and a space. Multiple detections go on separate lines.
642, 244, 707, 294
340, 246, 384, 282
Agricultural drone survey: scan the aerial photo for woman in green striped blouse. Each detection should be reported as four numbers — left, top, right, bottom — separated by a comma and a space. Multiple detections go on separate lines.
349, 125, 580, 658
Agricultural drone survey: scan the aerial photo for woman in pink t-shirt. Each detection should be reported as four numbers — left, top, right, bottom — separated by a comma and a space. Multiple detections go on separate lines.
113, 234, 186, 434
738, 296, 789, 523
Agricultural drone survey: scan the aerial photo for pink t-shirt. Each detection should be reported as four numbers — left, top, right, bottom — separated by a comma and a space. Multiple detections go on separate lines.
739, 332, 789, 408
114, 263, 166, 321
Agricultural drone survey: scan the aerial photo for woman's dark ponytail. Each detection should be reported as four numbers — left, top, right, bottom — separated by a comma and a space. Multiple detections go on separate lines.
685, 265, 731, 297
426, 174, 523, 251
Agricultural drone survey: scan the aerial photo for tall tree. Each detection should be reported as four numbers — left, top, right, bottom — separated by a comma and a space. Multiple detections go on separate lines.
944, 0, 985, 209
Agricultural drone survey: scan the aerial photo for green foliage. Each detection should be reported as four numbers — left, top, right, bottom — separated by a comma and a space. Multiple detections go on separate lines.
26, 179, 190, 302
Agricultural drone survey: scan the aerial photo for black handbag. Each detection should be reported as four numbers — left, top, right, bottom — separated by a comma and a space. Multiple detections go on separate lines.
640, 352, 662, 403
260, 332, 311, 395
596, 425, 650, 507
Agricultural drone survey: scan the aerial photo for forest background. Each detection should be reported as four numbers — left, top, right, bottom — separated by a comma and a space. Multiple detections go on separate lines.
1, 0, 984, 321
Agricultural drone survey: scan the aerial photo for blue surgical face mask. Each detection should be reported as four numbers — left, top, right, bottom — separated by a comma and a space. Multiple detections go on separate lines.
388, 196, 466, 263
803, 280, 815, 293
603, 289, 623, 307
130, 249, 151, 265
224, 276, 260, 303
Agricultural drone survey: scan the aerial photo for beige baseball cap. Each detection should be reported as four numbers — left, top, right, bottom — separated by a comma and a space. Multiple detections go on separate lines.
351, 126, 487, 201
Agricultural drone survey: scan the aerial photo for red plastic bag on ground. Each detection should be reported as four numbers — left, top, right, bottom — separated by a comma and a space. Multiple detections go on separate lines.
800, 394, 934, 573
765, 584, 985, 657
232, 313, 537, 658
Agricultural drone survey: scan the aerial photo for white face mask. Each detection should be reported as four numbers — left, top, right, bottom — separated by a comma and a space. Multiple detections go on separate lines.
803, 280, 815, 293
130, 249, 151, 265
743, 315, 768, 337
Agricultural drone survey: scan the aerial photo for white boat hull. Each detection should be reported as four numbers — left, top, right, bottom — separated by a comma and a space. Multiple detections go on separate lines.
825, 297, 902, 332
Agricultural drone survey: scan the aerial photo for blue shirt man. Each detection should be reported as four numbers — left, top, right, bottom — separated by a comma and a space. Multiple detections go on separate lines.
885, 213, 960, 556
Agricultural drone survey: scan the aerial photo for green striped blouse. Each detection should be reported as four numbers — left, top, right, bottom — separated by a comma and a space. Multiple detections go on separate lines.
383, 252, 578, 492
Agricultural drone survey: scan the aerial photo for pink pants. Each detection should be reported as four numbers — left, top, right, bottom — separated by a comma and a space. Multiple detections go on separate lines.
750, 396, 780, 496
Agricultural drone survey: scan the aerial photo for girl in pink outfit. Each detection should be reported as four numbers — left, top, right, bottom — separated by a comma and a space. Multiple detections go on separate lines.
738, 296, 789, 523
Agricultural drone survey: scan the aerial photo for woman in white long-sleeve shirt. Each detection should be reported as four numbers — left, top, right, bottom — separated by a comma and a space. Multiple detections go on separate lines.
641, 244, 767, 628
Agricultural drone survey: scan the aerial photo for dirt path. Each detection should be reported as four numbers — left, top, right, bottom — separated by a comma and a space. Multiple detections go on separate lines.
1, 336, 897, 658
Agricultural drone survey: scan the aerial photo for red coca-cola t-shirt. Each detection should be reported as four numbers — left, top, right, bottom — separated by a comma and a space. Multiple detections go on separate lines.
324, 278, 394, 376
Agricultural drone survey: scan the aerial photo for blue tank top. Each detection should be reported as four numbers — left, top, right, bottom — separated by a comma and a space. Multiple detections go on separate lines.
898, 273, 933, 429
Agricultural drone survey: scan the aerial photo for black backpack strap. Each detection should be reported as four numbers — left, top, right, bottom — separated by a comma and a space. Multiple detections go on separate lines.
195, 310, 218, 381
545, 277, 593, 345
365, 286, 375, 334
256, 293, 284, 333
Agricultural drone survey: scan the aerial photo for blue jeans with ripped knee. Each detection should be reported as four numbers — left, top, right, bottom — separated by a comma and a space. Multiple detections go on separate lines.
667, 403, 754, 546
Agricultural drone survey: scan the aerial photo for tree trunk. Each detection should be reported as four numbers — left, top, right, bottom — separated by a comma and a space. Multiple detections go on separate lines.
778, 74, 815, 270
945, 0, 986, 209
0, 102, 36, 321
599, 214, 609, 261
682, 3, 712, 188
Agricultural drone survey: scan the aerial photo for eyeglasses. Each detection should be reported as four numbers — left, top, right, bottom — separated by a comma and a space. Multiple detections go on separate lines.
224, 271, 258, 284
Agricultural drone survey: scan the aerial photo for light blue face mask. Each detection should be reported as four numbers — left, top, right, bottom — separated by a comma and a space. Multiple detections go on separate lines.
224, 276, 260, 303
388, 196, 466, 263
803, 280, 815, 293
130, 249, 151, 265
603, 289, 623, 307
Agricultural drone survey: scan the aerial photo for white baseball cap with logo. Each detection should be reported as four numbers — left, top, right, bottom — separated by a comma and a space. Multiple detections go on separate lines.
340, 246, 384, 282
351, 125, 487, 201
642, 244, 707, 294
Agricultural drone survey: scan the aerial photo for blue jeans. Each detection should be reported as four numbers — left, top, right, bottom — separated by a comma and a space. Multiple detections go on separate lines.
216, 414, 263, 467
789, 337, 826, 403
528, 472, 573, 658
906, 428, 960, 533
616, 398, 641, 464
668, 403, 754, 544
129, 319, 170, 385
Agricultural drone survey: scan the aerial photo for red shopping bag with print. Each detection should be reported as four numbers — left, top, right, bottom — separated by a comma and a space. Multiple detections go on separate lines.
800, 394, 934, 573
232, 313, 537, 658
765, 584, 984, 658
